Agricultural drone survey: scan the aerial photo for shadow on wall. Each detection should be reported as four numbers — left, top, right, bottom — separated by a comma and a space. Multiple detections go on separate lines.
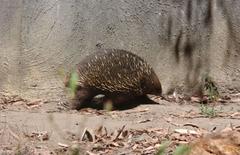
0, 0, 239, 100
163, 0, 239, 95
217, 0, 240, 62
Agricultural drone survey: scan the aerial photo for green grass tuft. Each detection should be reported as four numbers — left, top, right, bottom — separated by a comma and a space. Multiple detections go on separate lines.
203, 75, 219, 102
200, 104, 217, 118
156, 141, 170, 155
172, 145, 191, 155
68, 71, 79, 97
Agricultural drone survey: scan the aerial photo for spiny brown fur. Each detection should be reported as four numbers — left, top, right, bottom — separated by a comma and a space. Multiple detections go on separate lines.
67, 49, 162, 110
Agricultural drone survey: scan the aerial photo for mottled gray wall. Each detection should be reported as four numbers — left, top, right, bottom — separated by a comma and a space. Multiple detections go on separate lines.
0, 0, 239, 101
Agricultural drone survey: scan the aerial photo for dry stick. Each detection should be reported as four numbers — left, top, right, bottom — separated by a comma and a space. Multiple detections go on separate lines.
113, 125, 126, 141
58, 142, 69, 148
0, 128, 4, 135
163, 118, 181, 127
235, 125, 240, 129
8, 127, 20, 141
183, 123, 200, 129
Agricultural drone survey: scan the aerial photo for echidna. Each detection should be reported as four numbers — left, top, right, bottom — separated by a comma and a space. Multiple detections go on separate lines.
66, 49, 162, 110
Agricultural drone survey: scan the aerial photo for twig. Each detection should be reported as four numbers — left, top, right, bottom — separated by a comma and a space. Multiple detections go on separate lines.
113, 125, 126, 141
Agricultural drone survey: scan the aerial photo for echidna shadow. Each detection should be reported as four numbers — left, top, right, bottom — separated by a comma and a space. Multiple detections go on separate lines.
66, 49, 162, 110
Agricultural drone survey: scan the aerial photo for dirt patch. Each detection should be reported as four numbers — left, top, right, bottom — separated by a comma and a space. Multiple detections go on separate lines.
0, 92, 240, 154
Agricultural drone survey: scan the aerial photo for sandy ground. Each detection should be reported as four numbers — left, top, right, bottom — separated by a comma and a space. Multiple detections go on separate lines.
0, 93, 240, 155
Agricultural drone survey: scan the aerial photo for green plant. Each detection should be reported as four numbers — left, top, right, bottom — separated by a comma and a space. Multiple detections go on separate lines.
200, 104, 217, 117
173, 145, 191, 155
156, 141, 170, 155
15, 144, 22, 155
69, 144, 81, 155
103, 100, 113, 111
203, 75, 219, 102
156, 142, 191, 155
68, 71, 79, 97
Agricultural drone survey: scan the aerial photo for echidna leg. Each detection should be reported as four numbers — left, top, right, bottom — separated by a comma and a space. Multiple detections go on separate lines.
108, 95, 135, 110
71, 87, 96, 110
110, 95, 150, 110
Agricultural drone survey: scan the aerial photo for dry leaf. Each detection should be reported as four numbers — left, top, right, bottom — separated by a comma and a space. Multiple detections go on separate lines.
174, 129, 199, 135
81, 128, 94, 142
58, 143, 69, 148
30, 131, 49, 141
132, 144, 138, 150
231, 112, 240, 117
138, 119, 152, 123
86, 151, 99, 155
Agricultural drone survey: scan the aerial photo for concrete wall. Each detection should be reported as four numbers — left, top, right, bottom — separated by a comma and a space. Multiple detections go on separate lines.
0, 0, 239, 101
